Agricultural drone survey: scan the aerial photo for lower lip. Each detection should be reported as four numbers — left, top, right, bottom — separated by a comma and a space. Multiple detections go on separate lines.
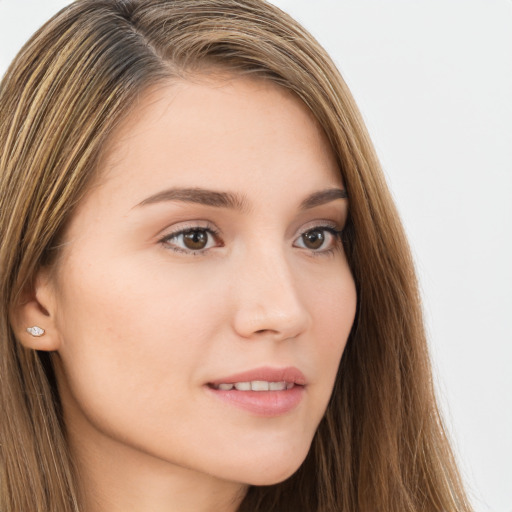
205, 386, 305, 417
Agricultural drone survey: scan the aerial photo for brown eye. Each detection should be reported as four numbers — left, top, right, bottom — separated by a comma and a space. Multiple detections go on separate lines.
302, 229, 325, 250
183, 230, 208, 250
163, 226, 219, 253
294, 226, 342, 253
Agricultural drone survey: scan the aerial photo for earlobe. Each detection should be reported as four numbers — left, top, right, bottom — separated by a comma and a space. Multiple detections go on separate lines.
10, 271, 61, 352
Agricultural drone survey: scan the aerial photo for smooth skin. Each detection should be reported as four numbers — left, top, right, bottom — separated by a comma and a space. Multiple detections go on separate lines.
17, 76, 357, 512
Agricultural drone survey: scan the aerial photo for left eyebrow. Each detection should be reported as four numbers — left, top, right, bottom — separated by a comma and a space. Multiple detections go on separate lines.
135, 186, 347, 211
299, 188, 347, 210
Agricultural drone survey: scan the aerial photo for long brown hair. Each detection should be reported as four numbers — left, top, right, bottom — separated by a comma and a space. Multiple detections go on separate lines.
0, 1, 472, 510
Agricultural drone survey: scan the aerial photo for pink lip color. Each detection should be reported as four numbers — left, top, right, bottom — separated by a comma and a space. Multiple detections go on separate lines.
208, 366, 307, 386
206, 366, 306, 417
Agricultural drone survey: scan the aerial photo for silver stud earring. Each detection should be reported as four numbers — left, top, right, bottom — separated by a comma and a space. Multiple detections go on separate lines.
26, 326, 45, 337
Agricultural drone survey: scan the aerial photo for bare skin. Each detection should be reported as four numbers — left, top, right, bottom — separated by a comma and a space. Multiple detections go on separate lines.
20, 76, 357, 511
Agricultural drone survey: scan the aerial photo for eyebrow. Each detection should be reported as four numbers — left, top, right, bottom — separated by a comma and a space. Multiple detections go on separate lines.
298, 188, 347, 209
136, 186, 347, 211
137, 187, 249, 212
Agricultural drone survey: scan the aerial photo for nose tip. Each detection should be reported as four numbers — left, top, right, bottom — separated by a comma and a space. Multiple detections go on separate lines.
233, 301, 309, 342
231, 258, 310, 341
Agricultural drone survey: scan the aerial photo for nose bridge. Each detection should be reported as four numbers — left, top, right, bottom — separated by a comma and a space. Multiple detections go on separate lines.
231, 240, 309, 340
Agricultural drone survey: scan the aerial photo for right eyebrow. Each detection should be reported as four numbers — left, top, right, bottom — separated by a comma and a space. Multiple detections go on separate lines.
135, 187, 250, 213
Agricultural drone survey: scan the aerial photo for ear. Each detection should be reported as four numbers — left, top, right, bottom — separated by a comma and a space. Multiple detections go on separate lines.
10, 269, 61, 352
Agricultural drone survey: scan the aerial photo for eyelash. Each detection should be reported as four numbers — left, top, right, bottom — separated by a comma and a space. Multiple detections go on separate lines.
159, 222, 344, 256
294, 225, 344, 257
159, 222, 222, 256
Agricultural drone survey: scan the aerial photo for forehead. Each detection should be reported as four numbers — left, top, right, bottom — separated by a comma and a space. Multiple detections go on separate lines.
97, 75, 340, 189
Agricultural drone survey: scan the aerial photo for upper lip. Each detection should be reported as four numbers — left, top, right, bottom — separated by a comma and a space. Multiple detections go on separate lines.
207, 366, 307, 386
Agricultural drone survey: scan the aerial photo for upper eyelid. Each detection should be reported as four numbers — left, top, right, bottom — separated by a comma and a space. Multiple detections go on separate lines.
297, 219, 339, 231
159, 220, 342, 239
157, 216, 345, 242
159, 221, 220, 238
294, 220, 343, 239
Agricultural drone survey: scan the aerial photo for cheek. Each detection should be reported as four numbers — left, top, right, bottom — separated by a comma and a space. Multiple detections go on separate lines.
53, 256, 221, 423
308, 266, 356, 383
57, 251, 220, 346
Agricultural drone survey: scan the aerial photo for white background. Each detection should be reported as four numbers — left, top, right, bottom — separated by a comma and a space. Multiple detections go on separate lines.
1, 1, 511, 511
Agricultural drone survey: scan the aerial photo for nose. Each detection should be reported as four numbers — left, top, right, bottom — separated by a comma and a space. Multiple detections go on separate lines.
230, 245, 310, 342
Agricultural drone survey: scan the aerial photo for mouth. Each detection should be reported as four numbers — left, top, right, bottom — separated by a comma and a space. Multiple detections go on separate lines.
205, 366, 306, 417
208, 381, 297, 391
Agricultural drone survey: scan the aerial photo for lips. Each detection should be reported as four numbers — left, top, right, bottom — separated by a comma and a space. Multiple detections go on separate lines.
206, 366, 306, 417
207, 366, 307, 388
211, 381, 295, 391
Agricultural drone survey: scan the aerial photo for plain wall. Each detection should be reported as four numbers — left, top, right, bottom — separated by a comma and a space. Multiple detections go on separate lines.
1, 1, 511, 511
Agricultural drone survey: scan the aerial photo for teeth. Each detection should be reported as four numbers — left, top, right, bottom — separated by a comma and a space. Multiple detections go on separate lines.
213, 381, 295, 391
251, 380, 269, 391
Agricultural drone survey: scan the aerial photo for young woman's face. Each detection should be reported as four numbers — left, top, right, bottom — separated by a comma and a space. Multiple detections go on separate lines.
47, 76, 356, 490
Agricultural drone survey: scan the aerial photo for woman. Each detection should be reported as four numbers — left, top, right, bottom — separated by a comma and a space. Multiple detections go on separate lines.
0, 1, 473, 511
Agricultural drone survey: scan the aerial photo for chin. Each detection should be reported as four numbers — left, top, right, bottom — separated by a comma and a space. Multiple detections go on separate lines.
231, 447, 310, 487
245, 470, 299, 487
243, 463, 303, 487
